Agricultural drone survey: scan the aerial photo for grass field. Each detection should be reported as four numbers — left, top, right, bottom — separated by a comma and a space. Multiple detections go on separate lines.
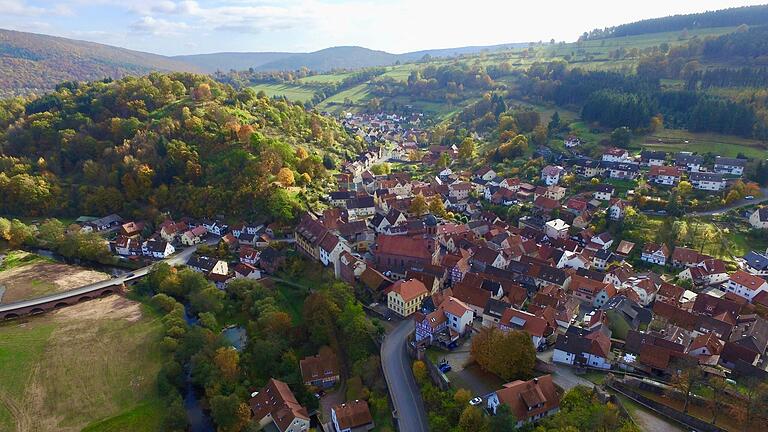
0, 251, 110, 304
0, 296, 165, 432
642, 128, 768, 159
249, 83, 317, 102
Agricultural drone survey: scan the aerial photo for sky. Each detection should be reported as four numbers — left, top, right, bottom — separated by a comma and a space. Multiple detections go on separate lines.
1, 0, 766, 56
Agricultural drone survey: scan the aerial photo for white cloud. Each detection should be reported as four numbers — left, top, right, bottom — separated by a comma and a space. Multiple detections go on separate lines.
0, 0, 46, 15
129, 16, 190, 36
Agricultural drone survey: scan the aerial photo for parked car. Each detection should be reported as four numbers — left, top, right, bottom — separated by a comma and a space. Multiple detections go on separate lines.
469, 397, 483, 406
745, 195, 755, 200
438, 363, 452, 373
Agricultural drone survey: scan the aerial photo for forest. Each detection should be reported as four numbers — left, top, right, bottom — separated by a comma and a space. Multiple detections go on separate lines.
580, 5, 768, 40
0, 73, 363, 222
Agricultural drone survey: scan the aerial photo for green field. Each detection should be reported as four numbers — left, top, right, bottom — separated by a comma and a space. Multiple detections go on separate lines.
249, 83, 317, 102
296, 72, 353, 84
0, 297, 165, 432
642, 128, 768, 159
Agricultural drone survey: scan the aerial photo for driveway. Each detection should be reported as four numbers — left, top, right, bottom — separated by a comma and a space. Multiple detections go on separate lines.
380, 319, 428, 432
536, 349, 594, 391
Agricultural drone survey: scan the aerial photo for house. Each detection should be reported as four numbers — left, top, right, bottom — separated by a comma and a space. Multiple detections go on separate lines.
181, 226, 207, 246
475, 166, 497, 181
553, 326, 612, 369
331, 400, 374, 432
387, 279, 429, 317
347, 196, 376, 220
721, 315, 768, 367
687, 332, 724, 359
234, 263, 262, 280
564, 136, 581, 148
202, 219, 228, 236
615, 240, 635, 258
482, 298, 513, 327
544, 219, 569, 240
568, 274, 616, 307
329, 190, 356, 207
603, 296, 653, 338
677, 259, 729, 286
545, 185, 566, 201
533, 196, 560, 215
142, 239, 175, 259
541, 165, 565, 186
675, 153, 703, 172
603, 162, 639, 180
499, 308, 550, 349
602, 147, 630, 163
641, 243, 669, 266
726, 270, 768, 302
415, 296, 474, 345
714, 156, 746, 176
743, 250, 768, 276
486, 375, 560, 427
300, 348, 340, 389
648, 165, 682, 186
593, 184, 615, 201
319, 234, 349, 267
249, 378, 310, 432
82, 214, 123, 232
295, 215, 330, 261
573, 158, 604, 178
608, 199, 626, 220
114, 235, 141, 256
159, 220, 185, 242
373, 235, 437, 278
671, 246, 710, 268
449, 182, 473, 200
120, 221, 145, 238
187, 255, 228, 276
471, 247, 508, 271
689, 172, 726, 192
640, 150, 666, 166
749, 208, 768, 229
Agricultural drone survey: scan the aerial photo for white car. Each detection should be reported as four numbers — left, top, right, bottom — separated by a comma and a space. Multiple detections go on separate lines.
469, 397, 483, 406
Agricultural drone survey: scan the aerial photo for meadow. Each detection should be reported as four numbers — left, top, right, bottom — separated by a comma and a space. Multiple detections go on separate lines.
0, 296, 165, 432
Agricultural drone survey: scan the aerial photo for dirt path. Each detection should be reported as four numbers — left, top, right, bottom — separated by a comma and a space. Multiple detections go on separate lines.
0, 390, 31, 432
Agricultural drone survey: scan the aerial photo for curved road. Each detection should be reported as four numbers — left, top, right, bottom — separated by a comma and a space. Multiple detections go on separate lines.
0, 241, 206, 314
381, 319, 428, 432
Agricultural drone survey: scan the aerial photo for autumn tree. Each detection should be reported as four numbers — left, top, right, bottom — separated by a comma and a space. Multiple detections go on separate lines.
470, 327, 535, 381
213, 347, 240, 382
459, 406, 489, 432
458, 137, 476, 161
668, 360, 703, 413
532, 124, 549, 146
412, 360, 428, 385
428, 198, 447, 218
277, 168, 295, 187
410, 194, 428, 217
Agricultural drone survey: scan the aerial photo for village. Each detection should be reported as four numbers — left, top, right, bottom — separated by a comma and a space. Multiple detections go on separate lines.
44, 110, 765, 432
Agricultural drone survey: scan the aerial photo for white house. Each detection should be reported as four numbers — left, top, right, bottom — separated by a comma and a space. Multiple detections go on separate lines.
648, 165, 681, 186
602, 148, 630, 163
749, 208, 768, 230
593, 184, 615, 201
142, 239, 175, 259
714, 156, 746, 176
608, 199, 626, 220
689, 172, 726, 192
541, 165, 565, 186
726, 270, 768, 302
552, 328, 611, 369
319, 234, 349, 267
545, 219, 570, 240
641, 243, 669, 266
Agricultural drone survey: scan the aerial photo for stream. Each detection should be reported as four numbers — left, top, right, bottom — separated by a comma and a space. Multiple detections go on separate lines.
183, 306, 216, 432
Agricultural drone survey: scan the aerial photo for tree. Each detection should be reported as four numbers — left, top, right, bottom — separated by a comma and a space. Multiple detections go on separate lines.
489, 403, 516, 432
649, 114, 664, 132
213, 347, 240, 382
437, 153, 452, 169
276, 168, 295, 187
458, 137, 476, 161
428, 198, 447, 218
610, 127, 632, 148
210, 393, 251, 432
459, 406, 489, 432
370, 163, 391, 175
548, 111, 561, 133
676, 180, 692, 197
532, 124, 549, 146
295, 147, 309, 160
668, 360, 702, 413
410, 194, 428, 217
470, 327, 535, 381
412, 360, 427, 385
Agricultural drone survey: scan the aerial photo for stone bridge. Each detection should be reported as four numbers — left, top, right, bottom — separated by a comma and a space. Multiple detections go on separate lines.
0, 283, 125, 321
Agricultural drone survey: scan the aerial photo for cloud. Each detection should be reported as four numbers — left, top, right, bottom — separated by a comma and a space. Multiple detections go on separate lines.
129, 16, 190, 36
0, 0, 46, 15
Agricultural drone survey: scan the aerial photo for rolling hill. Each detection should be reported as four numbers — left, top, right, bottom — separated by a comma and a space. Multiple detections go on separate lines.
0, 29, 200, 97
172, 51, 296, 73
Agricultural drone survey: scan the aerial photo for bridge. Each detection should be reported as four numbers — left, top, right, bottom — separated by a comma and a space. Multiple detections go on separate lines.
0, 239, 208, 320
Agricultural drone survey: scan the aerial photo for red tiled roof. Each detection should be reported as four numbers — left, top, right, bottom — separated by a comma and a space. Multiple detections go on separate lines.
730, 270, 768, 291
390, 279, 428, 302
249, 378, 309, 430
495, 375, 559, 421
332, 400, 373, 430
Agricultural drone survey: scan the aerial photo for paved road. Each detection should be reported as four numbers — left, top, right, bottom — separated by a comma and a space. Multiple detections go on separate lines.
536, 349, 594, 390
380, 319, 428, 432
643, 187, 768, 217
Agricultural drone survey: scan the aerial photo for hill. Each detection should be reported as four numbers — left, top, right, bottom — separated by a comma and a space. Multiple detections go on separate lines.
172, 51, 295, 73
0, 29, 199, 97
0, 73, 363, 222
256, 46, 399, 72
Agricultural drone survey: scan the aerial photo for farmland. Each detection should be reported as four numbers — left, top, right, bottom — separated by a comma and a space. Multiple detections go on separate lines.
0, 251, 110, 304
0, 296, 165, 432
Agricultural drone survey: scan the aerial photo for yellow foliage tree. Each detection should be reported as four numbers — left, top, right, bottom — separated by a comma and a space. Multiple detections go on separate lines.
277, 168, 295, 187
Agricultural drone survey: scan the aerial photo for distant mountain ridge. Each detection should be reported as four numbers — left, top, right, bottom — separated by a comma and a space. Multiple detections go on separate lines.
0, 29, 199, 97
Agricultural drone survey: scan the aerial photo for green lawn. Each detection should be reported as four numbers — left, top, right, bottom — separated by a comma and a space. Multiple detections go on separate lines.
642, 128, 768, 159
296, 72, 353, 84
274, 282, 308, 325
249, 83, 317, 103
0, 250, 50, 271
81, 399, 166, 432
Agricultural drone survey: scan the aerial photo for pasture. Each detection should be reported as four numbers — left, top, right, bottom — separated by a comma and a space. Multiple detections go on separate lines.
0, 296, 165, 432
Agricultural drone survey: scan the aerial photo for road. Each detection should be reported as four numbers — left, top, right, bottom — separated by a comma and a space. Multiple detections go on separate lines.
690, 189, 768, 216
380, 319, 428, 432
536, 349, 594, 390
0, 239, 211, 314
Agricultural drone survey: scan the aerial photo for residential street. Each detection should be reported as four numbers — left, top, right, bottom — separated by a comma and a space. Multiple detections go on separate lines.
380, 319, 429, 432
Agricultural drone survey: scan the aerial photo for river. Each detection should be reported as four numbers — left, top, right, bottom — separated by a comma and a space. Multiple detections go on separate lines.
183, 306, 216, 432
